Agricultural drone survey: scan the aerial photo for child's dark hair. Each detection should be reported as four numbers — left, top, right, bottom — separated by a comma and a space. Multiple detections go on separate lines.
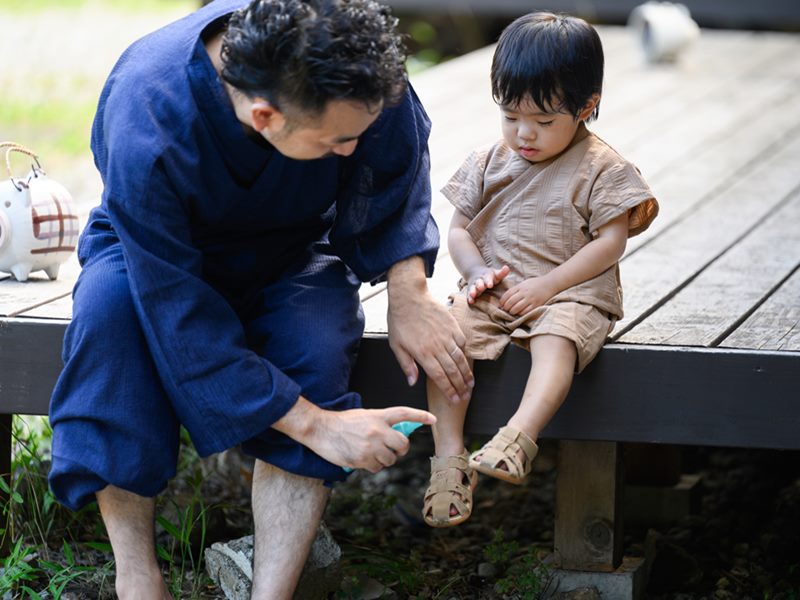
491, 12, 604, 121
221, 0, 408, 117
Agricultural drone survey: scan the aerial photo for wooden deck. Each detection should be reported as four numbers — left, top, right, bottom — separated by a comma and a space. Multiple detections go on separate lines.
2, 25, 800, 437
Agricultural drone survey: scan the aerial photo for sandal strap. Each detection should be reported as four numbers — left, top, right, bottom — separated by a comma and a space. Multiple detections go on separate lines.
423, 451, 475, 524
430, 452, 471, 473
498, 426, 538, 462
473, 426, 538, 478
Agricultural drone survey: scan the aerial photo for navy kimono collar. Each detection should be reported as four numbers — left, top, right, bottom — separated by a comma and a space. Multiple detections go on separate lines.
186, 28, 273, 186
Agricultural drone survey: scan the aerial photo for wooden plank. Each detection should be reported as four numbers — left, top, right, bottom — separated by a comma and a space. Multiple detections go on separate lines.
613, 130, 800, 338
350, 338, 800, 449
0, 319, 66, 415
596, 30, 800, 134
2, 321, 799, 448
625, 90, 800, 256
555, 441, 623, 572
597, 33, 800, 167
0, 255, 80, 318
13, 293, 74, 319
721, 267, 800, 351
618, 189, 800, 347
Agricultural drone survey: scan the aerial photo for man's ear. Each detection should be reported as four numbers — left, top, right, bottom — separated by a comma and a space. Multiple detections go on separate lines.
251, 99, 286, 136
579, 93, 601, 121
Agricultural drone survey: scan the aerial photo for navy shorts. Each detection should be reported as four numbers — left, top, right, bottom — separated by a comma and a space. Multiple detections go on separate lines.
49, 238, 364, 511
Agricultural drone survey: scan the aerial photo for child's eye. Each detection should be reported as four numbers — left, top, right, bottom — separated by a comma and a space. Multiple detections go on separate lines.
503, 115, 517, 122
538, 120, 554, 127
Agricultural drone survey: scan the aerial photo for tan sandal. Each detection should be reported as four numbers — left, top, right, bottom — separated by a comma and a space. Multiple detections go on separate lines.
422, 452, 478, 528
469, 426, 538, 485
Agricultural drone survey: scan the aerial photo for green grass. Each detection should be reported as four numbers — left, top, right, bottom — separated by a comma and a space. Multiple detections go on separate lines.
0, 99, 97, 161
0, 0, 193, 14
2, 417, 221, 598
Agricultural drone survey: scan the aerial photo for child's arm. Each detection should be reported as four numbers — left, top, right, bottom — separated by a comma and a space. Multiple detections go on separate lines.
500, 212, 629, 315
448, 209, 510, 304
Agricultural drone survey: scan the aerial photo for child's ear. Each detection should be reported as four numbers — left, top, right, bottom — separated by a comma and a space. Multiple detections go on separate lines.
579, 94, 601, 121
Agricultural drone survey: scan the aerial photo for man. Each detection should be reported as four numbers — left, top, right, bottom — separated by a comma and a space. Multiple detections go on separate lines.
47, 0, 472, 598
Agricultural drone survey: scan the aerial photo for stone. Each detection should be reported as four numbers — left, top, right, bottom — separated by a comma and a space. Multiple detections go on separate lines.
340, 575, 398, 600
551, 587, 602, 600
204, 521, 342, 600
547, 557, 647, 600
477, 562, 497, 579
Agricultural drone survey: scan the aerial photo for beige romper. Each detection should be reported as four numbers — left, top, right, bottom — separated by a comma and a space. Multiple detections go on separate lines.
441, 125, 659, 372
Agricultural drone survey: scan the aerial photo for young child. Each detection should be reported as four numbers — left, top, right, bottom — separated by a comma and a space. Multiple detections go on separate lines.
422, 12, 659, 527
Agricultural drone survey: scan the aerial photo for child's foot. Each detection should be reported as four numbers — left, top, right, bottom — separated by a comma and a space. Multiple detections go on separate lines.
422, 452, 477, 527
469, 426, 538, 485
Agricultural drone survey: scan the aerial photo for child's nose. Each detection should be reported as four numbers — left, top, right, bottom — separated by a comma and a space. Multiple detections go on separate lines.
518, 122, 536, 141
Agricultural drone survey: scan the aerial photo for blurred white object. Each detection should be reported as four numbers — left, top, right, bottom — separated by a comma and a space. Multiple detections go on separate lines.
628, 2, 700, 63
0, 143, 78, 281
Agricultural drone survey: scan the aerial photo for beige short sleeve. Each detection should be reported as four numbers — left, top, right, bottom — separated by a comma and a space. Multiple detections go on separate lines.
440, 149, 489, 220
589, 161, 659, 238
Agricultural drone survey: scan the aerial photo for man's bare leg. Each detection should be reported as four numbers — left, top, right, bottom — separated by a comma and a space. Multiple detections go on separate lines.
96, 485, 172, 600
250, 460, 330, 600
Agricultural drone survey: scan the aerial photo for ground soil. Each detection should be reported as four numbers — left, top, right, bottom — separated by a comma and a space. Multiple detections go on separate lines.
20, 435, 800, 599
322, 435, 800, 599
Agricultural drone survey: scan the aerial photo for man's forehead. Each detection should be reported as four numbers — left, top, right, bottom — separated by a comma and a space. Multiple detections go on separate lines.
316, 100, 383, 135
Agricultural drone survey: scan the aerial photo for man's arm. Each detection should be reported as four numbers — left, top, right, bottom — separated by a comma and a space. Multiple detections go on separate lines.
273, 395, 435, 473
385, 255, 473, 404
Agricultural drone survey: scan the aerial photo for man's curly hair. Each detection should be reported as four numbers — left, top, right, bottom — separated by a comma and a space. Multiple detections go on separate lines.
221, 0, 408, 116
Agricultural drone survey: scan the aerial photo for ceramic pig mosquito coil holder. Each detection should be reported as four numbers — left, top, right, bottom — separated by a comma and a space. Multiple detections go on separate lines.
0, 142, 79, 281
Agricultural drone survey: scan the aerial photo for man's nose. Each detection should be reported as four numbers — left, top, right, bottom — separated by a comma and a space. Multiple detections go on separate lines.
332, 139, 358, 157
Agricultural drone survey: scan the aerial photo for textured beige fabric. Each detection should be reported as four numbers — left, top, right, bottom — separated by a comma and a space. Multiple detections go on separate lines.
441, 125, 658, 371
449, 292, 613, 372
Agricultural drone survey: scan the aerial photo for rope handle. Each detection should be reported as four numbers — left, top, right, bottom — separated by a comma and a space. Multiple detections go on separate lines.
0, 141, 44, 189
1, 142, 41, 177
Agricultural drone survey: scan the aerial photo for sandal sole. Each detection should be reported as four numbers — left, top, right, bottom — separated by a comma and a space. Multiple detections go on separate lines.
470, 459, 525, 485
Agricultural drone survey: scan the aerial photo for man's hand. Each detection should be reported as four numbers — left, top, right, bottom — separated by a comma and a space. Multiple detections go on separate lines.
386, 256, 473, 404
274, 398, 436, 473
466, 265, 510, 304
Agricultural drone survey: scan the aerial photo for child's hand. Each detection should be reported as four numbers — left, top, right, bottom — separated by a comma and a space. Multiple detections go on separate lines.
467, 265, 510, 304
500, 275, 557, 315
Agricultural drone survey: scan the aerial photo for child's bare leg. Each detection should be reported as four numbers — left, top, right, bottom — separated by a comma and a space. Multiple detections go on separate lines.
472, 335, 576, 477
427, 361, 473, 457
423, 361, 474, 524
508, 334, 577, 440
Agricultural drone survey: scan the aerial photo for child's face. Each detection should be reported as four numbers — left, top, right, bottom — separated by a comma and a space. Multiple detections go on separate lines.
499, 95, 596, 163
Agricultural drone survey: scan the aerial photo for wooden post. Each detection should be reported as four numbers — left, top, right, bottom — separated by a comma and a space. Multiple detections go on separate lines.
555, 440, 623, 572
1, 413, 12, 556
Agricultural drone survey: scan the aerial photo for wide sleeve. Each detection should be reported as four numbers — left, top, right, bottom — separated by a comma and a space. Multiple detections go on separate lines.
329, 85, 439, 283
440, 149, 489, 220
102, 153, 302, 457
588, 161, 659, 238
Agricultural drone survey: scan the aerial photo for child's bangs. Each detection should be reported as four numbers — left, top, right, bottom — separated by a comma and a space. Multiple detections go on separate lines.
493, 71, 565, 115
